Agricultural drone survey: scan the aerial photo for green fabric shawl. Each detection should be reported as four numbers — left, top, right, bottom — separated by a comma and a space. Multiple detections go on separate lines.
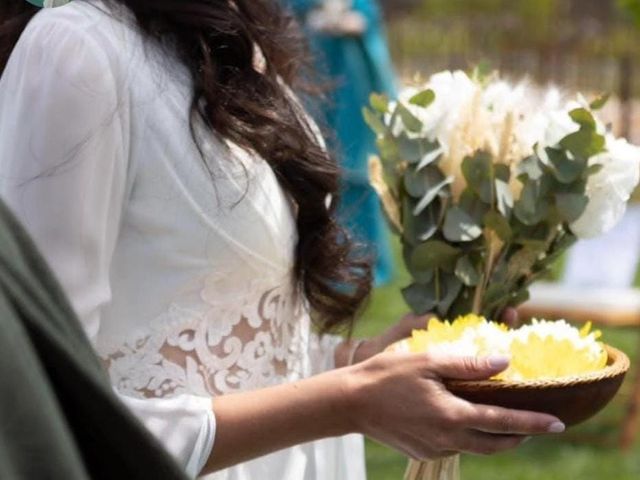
0, 199, 189, 480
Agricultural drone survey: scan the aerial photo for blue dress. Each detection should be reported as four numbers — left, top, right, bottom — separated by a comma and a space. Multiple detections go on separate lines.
287, 0, 397, 285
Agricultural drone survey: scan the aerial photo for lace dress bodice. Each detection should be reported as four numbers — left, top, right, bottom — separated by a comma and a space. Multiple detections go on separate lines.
94, 129, 314, 400
0, 2, 365, 479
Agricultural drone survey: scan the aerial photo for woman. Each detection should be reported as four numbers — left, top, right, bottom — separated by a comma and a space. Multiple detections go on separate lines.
286, 0, 396, 285
0, 1, 563, 479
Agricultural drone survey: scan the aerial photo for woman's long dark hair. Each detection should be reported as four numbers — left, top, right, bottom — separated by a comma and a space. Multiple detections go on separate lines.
0, 0, 372, 333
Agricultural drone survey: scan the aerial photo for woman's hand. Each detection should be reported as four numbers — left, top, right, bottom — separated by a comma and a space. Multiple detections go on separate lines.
345, 351, 564, 460
204, 334, 560, 473
353, 312, 433, 363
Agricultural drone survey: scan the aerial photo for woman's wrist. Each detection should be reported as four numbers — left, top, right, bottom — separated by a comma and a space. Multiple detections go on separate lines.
335, 337, 383, 368
335, 361, 371, 435
204, 367, 361, 473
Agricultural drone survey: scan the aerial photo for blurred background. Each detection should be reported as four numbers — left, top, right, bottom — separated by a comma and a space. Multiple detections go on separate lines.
382, 0, 640, 142
349, 0, 640, 478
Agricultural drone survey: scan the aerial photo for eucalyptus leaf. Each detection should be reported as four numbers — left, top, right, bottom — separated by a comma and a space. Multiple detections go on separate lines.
512, 218, 552, 246
517, 154, 544, 181
410, 267, 435, 284
546, 147, 585, 184
455, 256, 481, 286
459, 189, 490, 225
409, 89, 436, 108
403, 196, 440, 245
363, 108, 386, 136
483, 283, 509, 310
462, 151, 494, 203
413, 176, 453, 215
508, 287, 531, 308
494, 164, 511, 182
552, 231, 577, 251
376, 136, 398, 160
555, 193, 588, 223
514, 180, 550, 226
489, 257, 508, 285
402, 282, 438, 315
437, 274, 463, 317
396, 103, 423, 133
560, 128, 605, 160
404, 165, 445, 198
411, 240, 461, 272
370, 93, 389, 113
404, 244, 435, 283
495, 179, 514, 216
447, 288, 475, 319
590, 93, 610, 111
585, 163, 604, 178
569, 108, 597, 130
537, 232, 576, 269
484, 210, 512, 241
397, 134, 423, 163
514, 238, 548, 250
506, 246, 542, 284
443, 206, 483, 242
417, 145, 444, 170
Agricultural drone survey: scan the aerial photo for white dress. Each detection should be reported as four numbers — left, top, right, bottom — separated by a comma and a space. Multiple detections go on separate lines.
0, 2, 366, 479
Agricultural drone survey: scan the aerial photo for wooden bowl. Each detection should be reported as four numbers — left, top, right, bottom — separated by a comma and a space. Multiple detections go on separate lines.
391, 342, 630, 426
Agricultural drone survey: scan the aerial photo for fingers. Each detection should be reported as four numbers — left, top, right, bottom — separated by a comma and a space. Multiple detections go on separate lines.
424, 353, 511, 381
499, 307, 520, 328
457, 430, 528, 456
401, 313, 434, 333
383, 313, 434, 347
464, 403, 565, 435
403, 418, 532, 459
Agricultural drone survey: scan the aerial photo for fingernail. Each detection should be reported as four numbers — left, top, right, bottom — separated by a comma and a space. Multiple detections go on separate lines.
548, 422, 565, 433
487, 355, 510, 370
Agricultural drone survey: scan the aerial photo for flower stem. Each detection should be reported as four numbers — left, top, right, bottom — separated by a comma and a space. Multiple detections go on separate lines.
471, 279, 483, 315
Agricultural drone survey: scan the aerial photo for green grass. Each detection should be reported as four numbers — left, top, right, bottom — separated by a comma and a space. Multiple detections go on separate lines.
355, 243, 640, 480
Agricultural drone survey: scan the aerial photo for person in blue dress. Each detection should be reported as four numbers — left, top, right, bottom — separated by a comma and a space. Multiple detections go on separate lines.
286, 0, 397, 285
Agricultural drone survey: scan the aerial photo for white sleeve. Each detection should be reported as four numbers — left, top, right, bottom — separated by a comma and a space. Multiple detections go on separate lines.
0, 15, 214, 477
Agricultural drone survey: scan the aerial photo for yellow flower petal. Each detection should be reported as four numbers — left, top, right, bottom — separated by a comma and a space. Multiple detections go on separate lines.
408, 316, 608, 380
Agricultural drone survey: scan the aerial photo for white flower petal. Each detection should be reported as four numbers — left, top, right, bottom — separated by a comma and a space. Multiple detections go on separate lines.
571, 136, 640, 238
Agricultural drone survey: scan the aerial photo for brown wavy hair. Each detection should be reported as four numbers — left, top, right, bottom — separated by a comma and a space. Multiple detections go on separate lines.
0, 0, 373, 333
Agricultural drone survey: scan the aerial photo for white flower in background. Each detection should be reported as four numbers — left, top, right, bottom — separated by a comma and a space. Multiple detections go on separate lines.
394, 70, 477, 142
571, 136, 640, 238
543, 109, 579, 147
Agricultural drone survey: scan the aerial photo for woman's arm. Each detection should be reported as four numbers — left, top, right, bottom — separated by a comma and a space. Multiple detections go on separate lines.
203, 351, 564, 474
334, 313, 431, 368
0, 15, 215, 477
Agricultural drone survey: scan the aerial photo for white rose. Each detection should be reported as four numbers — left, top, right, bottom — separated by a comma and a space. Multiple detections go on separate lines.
571, 135, 640, 238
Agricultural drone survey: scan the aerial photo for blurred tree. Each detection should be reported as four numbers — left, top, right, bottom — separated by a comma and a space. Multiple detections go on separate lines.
378, 0, 421, 18
619, 0, 640, 26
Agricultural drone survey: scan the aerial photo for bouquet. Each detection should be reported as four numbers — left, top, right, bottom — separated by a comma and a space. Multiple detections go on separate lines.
365, 70, 640, 480
365, 70, 640, 320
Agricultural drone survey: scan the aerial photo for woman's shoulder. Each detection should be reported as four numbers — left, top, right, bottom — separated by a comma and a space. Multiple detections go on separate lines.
0, 1, 146, 128
18, 1, 140, 77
